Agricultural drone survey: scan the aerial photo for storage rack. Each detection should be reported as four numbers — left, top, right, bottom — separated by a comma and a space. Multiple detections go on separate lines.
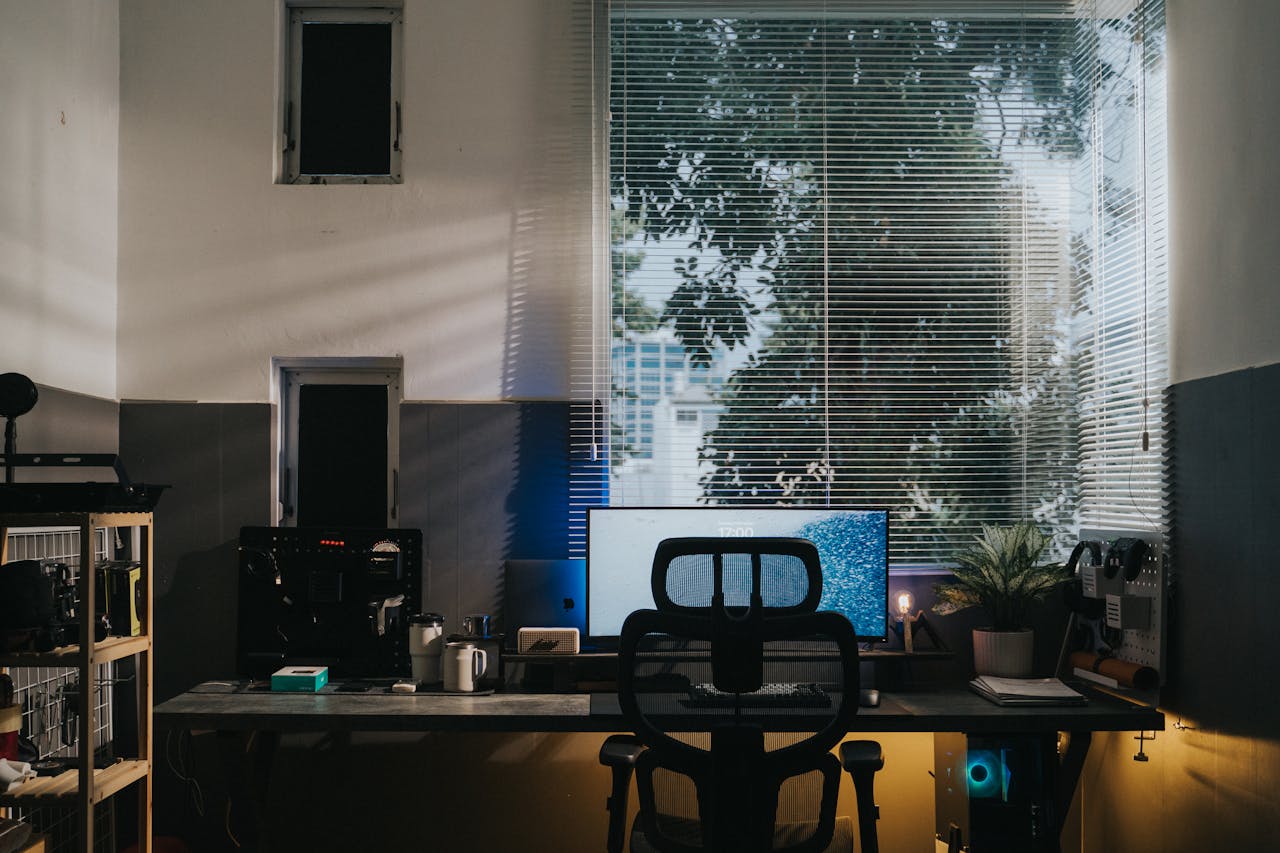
0, 512, 153, 853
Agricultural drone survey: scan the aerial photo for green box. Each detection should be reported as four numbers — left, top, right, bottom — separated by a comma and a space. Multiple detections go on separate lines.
271, 665, 329, 692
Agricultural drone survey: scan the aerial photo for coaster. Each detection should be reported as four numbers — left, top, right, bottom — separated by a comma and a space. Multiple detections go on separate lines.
388, 684, 496, 697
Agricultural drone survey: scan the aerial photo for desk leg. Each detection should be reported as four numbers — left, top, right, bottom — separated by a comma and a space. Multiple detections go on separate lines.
1054, 731, 1091, 845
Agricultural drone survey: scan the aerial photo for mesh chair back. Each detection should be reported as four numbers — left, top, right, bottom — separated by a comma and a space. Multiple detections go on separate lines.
652, 537, 822, 615
618, 537, 861, 852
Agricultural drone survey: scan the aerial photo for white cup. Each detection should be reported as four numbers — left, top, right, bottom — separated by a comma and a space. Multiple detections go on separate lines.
442, 641, 488, 693
408, 613, 445, 685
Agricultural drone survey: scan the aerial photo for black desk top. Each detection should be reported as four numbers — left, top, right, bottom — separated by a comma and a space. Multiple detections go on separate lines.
155, 682, 1163, 735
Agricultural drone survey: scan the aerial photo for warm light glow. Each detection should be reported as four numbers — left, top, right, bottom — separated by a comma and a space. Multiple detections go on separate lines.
894, 589, 915, 617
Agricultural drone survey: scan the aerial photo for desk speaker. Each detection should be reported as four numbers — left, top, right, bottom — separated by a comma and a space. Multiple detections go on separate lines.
517, 627, 580, 655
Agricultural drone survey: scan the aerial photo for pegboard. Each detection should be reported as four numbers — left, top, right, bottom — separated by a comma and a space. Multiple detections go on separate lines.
1064, 527, 1166, 704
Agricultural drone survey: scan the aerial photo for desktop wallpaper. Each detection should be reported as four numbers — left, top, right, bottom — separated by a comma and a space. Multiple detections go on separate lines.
587, 507, 889, 638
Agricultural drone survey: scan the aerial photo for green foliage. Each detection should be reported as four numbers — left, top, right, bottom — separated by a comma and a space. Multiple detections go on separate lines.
611, 14, 1084, 551
609, 209, 657, 460
611, 210, 658, 338
932, 522, 1068, 631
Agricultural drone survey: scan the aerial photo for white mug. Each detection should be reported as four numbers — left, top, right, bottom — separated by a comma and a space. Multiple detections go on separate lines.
443, 641, 488, 693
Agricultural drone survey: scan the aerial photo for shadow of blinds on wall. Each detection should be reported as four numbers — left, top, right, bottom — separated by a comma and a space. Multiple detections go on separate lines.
570, 0, 1167, 561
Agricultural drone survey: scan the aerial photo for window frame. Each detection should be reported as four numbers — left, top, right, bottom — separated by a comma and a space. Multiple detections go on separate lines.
281, 5, 404, 185
273, 357, 403, 527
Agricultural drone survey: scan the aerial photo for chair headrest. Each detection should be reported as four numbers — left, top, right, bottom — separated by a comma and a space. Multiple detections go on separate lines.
650, 536, 823, 616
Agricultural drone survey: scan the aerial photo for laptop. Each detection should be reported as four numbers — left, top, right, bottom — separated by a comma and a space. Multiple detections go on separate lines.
502, 559, 587, 648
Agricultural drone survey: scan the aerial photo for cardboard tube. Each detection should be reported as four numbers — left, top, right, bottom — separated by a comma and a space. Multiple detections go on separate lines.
1069, 651, 1158, 690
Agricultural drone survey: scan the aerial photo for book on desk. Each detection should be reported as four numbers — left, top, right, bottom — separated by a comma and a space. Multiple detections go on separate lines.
969, 675, 1087, 707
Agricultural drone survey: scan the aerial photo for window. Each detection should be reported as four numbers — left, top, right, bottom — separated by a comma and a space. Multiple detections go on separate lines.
282, 6, 403, 184
276, 358, 402, 527
572, 0, 1168, 564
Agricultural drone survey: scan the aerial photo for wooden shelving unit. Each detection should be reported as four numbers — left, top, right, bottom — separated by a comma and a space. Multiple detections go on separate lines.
0, 760, 149, 807
0, 636, 151, 669
0, 511, 153, 853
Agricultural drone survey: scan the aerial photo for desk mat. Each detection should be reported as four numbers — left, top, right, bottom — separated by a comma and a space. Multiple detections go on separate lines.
190, 680, 495, 697
590, 692, 620, 716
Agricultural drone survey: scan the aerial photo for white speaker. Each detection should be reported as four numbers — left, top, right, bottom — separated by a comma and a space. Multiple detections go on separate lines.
517, 627, 580, 655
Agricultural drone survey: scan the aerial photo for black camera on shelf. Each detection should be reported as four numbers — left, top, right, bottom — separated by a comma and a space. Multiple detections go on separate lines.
0, 558, 109, 652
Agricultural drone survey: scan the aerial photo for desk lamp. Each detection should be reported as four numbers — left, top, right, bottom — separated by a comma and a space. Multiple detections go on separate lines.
894, 589, 916, 652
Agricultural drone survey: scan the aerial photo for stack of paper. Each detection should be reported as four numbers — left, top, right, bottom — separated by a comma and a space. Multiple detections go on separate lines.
969, 676, 1088, 706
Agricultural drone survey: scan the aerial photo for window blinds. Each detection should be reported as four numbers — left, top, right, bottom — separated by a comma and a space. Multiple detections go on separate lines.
1073, 0, 1168, 533
573, 0, 1167, 563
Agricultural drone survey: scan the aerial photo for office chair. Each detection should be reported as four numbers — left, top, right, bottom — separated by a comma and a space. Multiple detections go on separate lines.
600, 537, 884, 852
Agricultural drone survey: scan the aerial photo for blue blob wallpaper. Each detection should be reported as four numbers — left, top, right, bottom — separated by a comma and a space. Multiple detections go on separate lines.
587, 507, 889, 638
797, 510, 889, 639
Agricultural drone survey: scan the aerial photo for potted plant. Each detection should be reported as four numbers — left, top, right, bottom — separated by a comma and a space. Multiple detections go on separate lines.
932, 522, 1067, 677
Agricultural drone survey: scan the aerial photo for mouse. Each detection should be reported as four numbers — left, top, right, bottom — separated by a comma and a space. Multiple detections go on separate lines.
859, 688, 880, 708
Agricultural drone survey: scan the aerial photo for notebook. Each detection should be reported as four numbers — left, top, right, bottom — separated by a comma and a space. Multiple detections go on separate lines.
969, 676, 1087, 706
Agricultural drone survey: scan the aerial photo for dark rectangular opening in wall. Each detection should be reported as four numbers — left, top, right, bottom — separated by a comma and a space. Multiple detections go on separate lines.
299, 22, 392, 176
297, 384, 388, 527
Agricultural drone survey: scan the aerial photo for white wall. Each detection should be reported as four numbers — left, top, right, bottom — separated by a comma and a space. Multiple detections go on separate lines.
117, 0, 594, 403
0, 0, 120, 399
1168, 0, 1280, 384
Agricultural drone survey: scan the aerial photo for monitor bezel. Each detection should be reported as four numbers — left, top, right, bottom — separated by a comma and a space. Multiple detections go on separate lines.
586, 505, 890, 644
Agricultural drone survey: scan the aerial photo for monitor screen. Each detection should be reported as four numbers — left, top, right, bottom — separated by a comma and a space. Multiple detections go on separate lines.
587, 507, 889, 640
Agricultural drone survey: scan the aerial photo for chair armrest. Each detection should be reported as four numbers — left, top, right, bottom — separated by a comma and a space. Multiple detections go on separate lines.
840, 740, 884, 853
839, 739, 884, 774
600, 735, 645, 853
600, 734, 644, 768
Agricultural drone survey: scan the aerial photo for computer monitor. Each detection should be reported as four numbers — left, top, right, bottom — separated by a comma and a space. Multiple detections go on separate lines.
587, 507, 889, 641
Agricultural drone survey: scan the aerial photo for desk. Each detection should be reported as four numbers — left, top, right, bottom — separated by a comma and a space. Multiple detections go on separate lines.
156, 684, 1162, 852
156, 682, 1162, 735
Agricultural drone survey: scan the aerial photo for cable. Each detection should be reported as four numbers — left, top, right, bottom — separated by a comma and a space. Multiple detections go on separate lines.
225, 799, 241, 849
164, 729, 205, 818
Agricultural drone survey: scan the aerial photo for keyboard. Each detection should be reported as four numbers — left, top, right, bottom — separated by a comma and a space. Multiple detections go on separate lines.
684, 682, 831, 709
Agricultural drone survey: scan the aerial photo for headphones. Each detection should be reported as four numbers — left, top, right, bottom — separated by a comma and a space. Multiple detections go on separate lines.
1066, 540, 1103, 575
1104, 537, 1149, 582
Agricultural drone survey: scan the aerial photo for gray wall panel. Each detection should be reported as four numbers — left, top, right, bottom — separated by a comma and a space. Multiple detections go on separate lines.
119, 402, 273, 701
1167, 371, 1256, 728
4, 384, 118, 460
1112, 361, 1280, 853
120, 400, 570, 694
424, 404, 462, 625
1250, 373, 1280, 721
399, 401, 570, 635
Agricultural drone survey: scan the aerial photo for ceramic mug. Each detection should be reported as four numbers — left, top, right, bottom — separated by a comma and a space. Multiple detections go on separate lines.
442, 641, 488, 693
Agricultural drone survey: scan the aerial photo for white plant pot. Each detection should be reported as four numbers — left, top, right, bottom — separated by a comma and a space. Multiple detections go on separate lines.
972, 628, 1034, 677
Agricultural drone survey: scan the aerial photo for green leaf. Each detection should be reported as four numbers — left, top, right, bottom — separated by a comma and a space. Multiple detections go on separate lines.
931, 521, 1066, 630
